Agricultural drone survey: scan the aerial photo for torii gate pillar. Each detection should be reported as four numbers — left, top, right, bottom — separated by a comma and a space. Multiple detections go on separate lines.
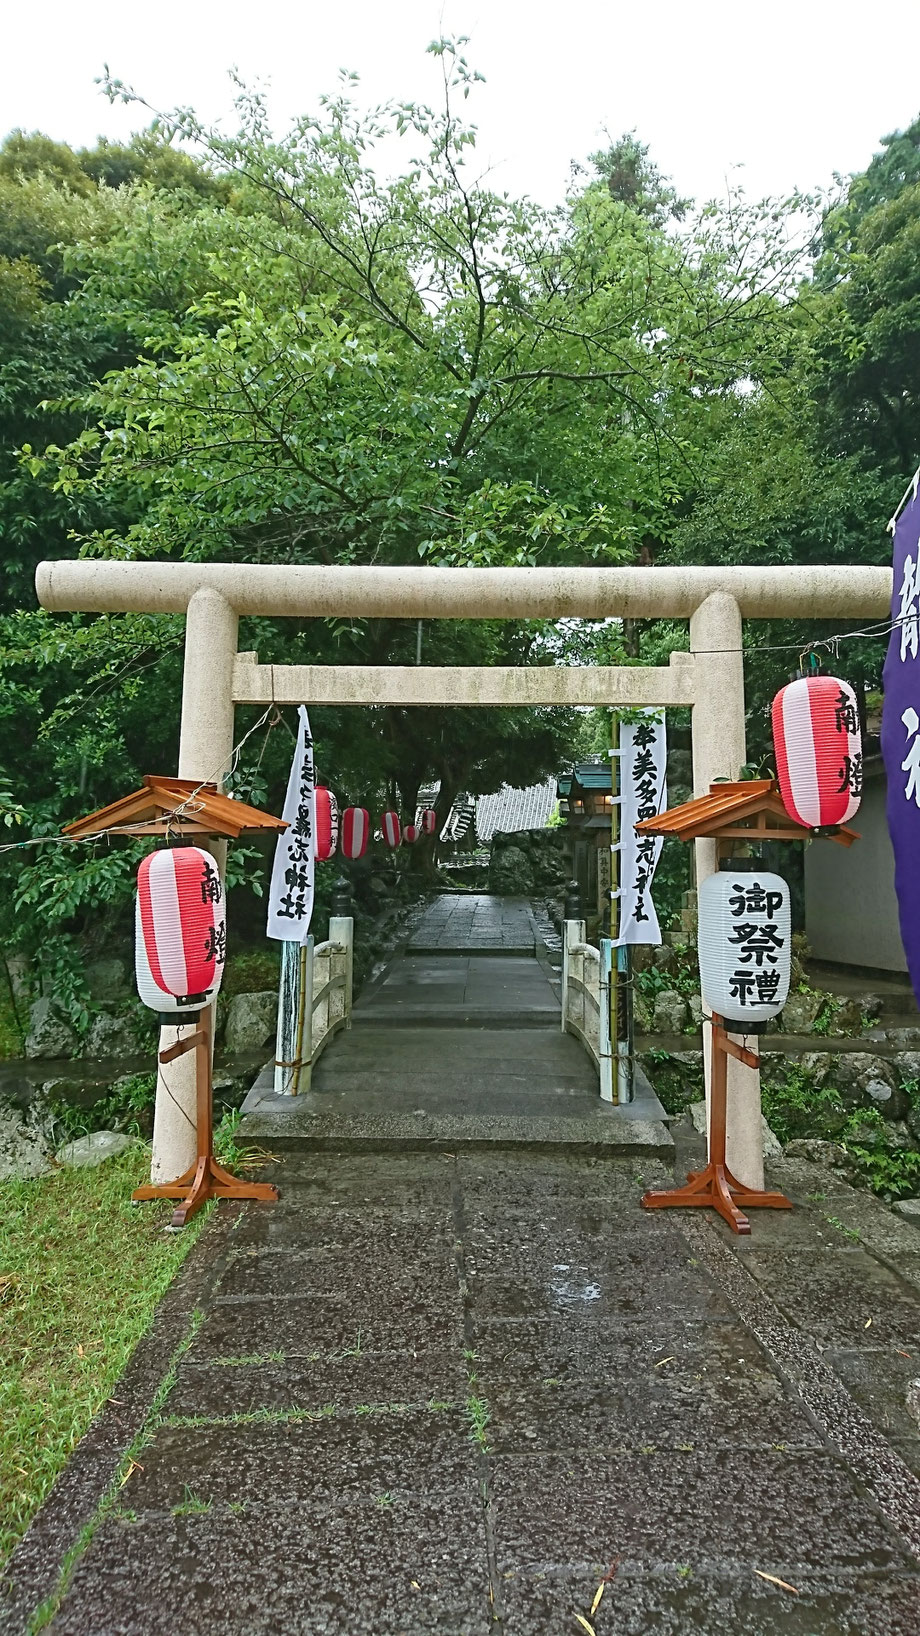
690, 590, 764, 1190
151, 588, 238, 1183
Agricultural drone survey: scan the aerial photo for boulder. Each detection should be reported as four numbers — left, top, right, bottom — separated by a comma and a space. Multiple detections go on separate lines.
822, 1053, 902, 1115
799, 1052, 836, 1088
24, 997, 80, 1061
55, 1130, 134, 1168
906, 1379, 920, 1427
688, 994, 704, 1029
224, 991, 278, 1054
777, 991, 824, 1035
893, 1199, 920, 1222
834, 994, 883, 1034
783, 1138, 854, 1172
489, 845, 535, 896
652, 989, 689, 1034
0, 1098, 53, 1180
652, 945, 677, 973
85, 1009, 148, 1059
84, 958, 129, 1003
892, 1052, 920, 1088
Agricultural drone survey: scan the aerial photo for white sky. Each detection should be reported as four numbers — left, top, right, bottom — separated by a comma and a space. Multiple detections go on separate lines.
2, 0, 919, 207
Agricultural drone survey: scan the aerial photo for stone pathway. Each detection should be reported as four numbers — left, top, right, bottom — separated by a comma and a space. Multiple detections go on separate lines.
241, 892, 669, 1151
12, 896, 920, 1631
407, 894, 536, 954
9, 1147, 920, 1634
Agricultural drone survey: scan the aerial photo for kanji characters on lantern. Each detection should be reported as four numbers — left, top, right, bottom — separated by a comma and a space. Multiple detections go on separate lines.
136, 846, 227, 1013
697, 865, 791, 1030
772, 673, 863, 829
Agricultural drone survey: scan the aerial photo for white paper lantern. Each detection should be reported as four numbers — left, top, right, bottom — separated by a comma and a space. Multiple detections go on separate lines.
697, 865, 791, 1030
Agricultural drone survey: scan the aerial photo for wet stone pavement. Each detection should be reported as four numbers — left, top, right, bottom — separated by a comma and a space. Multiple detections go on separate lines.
407, 894, 536, 953
9, 1150, 920, 1634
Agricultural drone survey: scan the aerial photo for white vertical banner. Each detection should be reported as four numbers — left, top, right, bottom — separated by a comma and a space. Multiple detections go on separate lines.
612, 710, 667, 947
267, 705, 315, 942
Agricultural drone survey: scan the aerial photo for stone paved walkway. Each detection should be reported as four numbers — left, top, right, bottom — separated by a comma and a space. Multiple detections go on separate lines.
407, 894, 536, 953
8, 1148, 920, 1634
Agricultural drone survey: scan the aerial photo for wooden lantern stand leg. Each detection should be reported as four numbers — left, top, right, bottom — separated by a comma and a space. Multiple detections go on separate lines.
642, 1016, 792, 1235
133, 1008, 278, 1229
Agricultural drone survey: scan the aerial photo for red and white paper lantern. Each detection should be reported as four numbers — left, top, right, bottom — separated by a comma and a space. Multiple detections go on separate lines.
314, 786, 339, 861
135, 846, 226, 1013
772, 674, 862, 829
403, 823, 419, 844
340, 806, 369, 859
420, 808, 438, 835
381, 810, 402, 849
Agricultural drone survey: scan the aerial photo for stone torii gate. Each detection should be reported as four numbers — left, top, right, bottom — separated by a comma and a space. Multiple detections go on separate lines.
36, 559, 891, 1189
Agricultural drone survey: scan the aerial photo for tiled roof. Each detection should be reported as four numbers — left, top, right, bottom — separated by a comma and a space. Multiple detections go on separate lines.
475, 780, 557, 842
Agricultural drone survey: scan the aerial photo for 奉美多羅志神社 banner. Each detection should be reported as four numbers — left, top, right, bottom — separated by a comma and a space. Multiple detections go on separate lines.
612, 710, 667, 946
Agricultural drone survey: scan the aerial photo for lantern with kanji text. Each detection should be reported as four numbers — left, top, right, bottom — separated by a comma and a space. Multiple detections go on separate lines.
135, 846, 226, 1014
697, 862, 791, 1032
772, 674, 862, 829
341, 806, 369, 859
381, 810, 401, 849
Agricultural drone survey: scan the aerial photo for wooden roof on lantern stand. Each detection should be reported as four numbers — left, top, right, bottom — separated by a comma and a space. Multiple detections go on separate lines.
62, 777, 289, 842
634, 779, 859, 848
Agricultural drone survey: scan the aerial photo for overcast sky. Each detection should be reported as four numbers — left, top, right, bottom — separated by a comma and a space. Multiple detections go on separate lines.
2, 0, 919, 207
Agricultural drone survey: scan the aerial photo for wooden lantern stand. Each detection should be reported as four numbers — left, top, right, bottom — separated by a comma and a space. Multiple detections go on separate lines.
641, 1013, 792, 1235
132, 1005, 279, 1229
630, 781, 859, 1235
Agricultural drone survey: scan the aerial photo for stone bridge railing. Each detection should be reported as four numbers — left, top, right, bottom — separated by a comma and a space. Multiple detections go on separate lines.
561, 916, 630, 1103
274, 907, 354, 1096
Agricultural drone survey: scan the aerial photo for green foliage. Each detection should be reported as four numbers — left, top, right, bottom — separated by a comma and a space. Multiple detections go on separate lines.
642, 1048, 703, 1117
47, 1074, 157, 1144
0, 64, 916, 997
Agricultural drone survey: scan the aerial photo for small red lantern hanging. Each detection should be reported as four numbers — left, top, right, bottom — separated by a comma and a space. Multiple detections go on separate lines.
315, 786, 339, 861
381, 810, 402, 849
341, 806, 369, 859
135, 846, 226, 1012
420, 808, 438, 835
772, 673, 863, 828
403, 823, 419, 844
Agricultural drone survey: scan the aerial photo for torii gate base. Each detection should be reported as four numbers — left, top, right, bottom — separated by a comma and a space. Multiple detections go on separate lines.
641, 1016, 793, 1235
131, 1006, 279, 1229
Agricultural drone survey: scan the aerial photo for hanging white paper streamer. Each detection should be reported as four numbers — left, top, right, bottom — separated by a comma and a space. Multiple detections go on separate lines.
267, 706, 315, 942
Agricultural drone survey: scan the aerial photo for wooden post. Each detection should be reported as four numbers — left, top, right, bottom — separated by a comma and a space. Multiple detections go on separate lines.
133, 1003, 278, 1229
641, 1015, 792, 1235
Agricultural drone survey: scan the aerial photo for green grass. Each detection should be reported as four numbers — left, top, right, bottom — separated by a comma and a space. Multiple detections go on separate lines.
0, 1146, 209, 1569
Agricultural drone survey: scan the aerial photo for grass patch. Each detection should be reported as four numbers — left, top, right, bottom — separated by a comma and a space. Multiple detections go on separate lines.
0, 1147, 208, 1569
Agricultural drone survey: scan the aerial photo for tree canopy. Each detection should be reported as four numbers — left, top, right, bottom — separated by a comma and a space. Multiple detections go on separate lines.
0, 43, 917, 997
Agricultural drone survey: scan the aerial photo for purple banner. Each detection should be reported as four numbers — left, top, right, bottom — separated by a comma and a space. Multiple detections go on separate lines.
882, 476, 920, 1004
